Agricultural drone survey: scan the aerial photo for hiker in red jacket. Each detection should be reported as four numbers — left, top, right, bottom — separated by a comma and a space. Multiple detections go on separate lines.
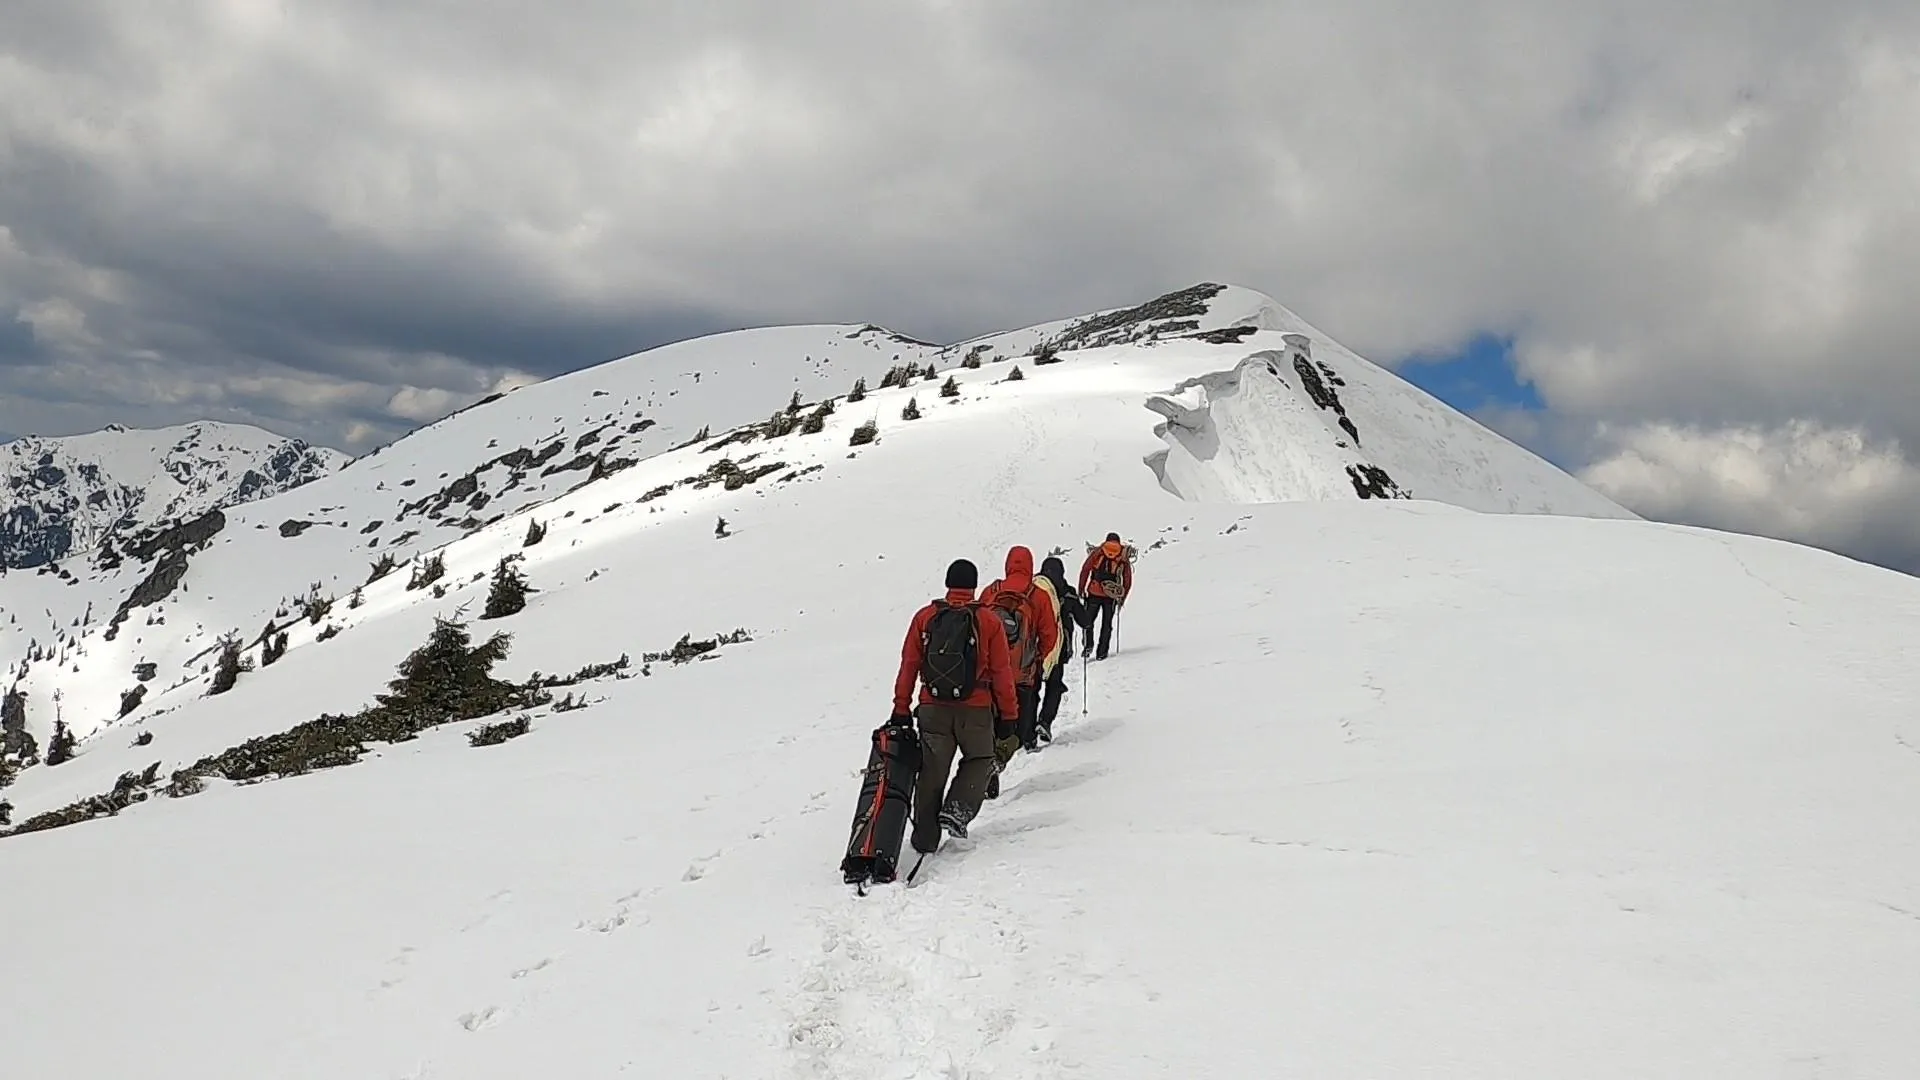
979, 545, 1060, 792
893, 558, 1020, 851
1078, 532, 1133, 661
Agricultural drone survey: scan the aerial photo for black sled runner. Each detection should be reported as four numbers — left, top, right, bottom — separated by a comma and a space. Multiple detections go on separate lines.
841, 722, 922, 889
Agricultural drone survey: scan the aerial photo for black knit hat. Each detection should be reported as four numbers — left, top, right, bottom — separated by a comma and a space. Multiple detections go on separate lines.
945, 558, 978, 589
1105, 531, 1121, 542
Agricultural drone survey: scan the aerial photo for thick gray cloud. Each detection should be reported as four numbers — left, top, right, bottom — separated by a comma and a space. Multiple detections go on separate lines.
3, 0, 1918, 568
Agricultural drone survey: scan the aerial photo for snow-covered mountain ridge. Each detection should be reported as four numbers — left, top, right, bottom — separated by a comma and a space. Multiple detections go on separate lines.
13, 284, 1910, 1076
0, 283, 1628, 750
0, 421, 345, 572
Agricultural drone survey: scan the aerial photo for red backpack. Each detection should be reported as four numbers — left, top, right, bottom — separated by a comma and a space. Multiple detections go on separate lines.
989, 585, 1041, 682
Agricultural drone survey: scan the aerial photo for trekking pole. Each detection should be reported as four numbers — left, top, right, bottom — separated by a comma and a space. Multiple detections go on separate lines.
1081, 646, 1089, 717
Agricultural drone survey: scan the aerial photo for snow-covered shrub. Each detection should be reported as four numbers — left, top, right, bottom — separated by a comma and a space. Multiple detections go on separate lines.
367, 553, 398, 584
940, 376, 960, 399
847, 377, 868, 403
524, 519, 547, 547
262, 628, 289, 666
407, 552, 446, 591
902, 397, 921, 421
469, 716, 530, 746
5, 764, 162, 836
850, 420, 878, 446
765, 408, 800, 438
1006, 365, 1025, 382
305, 594, 334, 625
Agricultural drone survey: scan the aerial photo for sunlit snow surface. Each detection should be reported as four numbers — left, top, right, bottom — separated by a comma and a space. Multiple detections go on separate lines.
6, 288, 1914, 1078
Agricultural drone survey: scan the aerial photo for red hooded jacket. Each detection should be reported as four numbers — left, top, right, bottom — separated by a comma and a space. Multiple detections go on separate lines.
894, 588, 1020, 717
981, 546, 1061, 687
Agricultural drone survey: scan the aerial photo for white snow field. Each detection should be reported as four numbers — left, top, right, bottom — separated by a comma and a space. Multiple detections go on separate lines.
5, 285, 1917, 1078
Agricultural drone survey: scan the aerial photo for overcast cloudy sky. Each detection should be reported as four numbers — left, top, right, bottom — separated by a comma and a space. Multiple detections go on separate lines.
3, 1, 1918, 571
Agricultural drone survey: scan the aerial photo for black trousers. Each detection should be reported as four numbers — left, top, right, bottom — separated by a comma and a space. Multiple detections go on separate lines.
1015, 682, 1041, 749
1039, 657, 1068, 731
1085, 596, 1117, 658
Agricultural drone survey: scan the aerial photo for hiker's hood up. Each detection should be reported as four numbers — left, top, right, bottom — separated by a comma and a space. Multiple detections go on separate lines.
1004, 545, 1035, 585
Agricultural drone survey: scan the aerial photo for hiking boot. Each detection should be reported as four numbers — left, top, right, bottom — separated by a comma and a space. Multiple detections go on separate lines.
939, 805, 971, 839
1036, 723, 1052, 744
985, 773, 1000, 800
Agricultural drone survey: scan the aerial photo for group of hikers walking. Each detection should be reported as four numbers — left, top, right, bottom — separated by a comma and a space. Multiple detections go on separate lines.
842, 533, 1137, 889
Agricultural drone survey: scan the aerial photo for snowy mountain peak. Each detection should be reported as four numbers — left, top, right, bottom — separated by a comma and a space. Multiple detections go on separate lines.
0, 421, 347, 571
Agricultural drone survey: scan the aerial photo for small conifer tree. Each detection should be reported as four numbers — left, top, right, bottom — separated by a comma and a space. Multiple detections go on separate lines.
481, 556, 534, 620
46, 720, 77, 765
209, 637, 251, 696
847, 377, 867, 403
372, 617, 518, 737
524, 519, 547, 547
850, 419, 879, 446
940, 375, 960, 399
901, 397, 921, 420
1007, 365, 1025, 382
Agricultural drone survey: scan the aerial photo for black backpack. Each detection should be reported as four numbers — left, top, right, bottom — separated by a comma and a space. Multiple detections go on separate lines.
920, 601, 980, 701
